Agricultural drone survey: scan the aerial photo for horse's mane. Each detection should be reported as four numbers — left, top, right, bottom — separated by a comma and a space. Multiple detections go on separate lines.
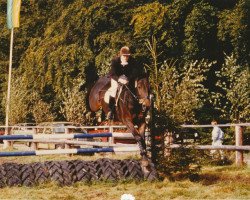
137, 72, 149, 80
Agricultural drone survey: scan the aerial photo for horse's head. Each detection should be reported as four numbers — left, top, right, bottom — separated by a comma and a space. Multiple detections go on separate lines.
136, 77, 151, 109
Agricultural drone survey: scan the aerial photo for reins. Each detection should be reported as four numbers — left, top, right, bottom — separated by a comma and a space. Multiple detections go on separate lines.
123, 84, 138, 101
121, 84, 149, 112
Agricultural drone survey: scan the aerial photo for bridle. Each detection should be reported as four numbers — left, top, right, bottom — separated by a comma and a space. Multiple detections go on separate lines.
122, 81, 150, 112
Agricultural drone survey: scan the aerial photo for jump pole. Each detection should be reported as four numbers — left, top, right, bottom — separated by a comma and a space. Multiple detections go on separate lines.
0, 146, 140, 157
0, 133, 112, 140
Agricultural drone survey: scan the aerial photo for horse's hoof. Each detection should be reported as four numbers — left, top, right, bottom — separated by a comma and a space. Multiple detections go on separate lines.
142, 165, 150, 175
141, 158, 149, 167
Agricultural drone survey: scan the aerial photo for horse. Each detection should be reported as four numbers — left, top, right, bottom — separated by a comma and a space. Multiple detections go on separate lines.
89, 75, 151, 168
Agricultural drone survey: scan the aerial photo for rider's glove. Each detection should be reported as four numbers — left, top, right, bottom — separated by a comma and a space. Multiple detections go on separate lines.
118, 75, 128, 85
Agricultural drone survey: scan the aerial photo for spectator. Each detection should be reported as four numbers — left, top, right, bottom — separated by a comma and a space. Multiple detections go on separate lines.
210, 120, 224, 160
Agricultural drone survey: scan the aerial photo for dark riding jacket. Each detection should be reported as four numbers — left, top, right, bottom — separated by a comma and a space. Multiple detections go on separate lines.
108, 56, 145, 84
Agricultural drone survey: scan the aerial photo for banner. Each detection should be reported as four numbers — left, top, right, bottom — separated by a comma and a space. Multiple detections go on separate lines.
7, 0, 21, 29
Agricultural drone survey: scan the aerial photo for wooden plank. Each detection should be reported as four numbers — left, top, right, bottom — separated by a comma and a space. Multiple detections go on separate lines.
112, 132, 134, 139
165, 144, 250, 151
10, 139, 250, 150
11, 139, 138, 147
181, 123, 250, 128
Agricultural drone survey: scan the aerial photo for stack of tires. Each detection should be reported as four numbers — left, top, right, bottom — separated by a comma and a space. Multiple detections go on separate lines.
0, 158, 158, 187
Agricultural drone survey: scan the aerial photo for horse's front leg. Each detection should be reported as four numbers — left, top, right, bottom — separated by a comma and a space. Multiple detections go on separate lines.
124, 119, 148, 164
137, 121, 150, 166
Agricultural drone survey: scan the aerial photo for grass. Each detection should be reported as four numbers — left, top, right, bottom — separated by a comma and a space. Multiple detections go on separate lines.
0, 153, 250, 200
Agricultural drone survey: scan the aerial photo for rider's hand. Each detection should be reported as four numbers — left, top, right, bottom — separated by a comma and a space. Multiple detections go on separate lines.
118, 75, 128, 85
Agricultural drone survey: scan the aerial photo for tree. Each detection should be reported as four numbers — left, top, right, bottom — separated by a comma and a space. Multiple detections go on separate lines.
183, 2, 218, 60
213, 54, 250, 122
60, 79, 93, 125
1, 77, 29, 125
0, 0, 249, 124
146, 37, 212, 124
218, 0, 250, 64
32, 99, 55, 123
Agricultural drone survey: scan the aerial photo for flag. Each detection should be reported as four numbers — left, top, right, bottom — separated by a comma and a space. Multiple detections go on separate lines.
7, 0, 21, 29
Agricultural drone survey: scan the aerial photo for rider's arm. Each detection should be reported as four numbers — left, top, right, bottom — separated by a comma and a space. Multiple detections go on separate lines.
109, 57, 120, 81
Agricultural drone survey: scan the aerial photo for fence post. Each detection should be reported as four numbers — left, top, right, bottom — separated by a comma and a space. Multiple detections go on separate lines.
65, 127, 70, 149
32, 142, 38, 150
108, 126, 114, 145
31, 127, 37, 150
235, 125, 243, 166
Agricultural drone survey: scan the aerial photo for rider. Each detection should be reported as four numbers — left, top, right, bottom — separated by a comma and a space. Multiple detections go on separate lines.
105, 46, 144, 119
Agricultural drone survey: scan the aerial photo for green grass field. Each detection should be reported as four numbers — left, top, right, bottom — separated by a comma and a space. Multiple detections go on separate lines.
0, 154, 250, 200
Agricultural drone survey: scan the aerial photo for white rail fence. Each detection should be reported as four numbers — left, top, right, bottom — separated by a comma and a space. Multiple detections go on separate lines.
1, 123, 249, 166
0, 125, 138, 152
164, 123, 250, 166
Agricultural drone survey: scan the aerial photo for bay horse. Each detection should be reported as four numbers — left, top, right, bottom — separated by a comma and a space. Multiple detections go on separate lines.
89, 75, 151, 167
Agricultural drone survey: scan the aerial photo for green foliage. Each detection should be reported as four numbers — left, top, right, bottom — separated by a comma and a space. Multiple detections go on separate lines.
1, 77, 29, 125
161, 59, 213, 123
0, 0, 249, 124
131, 2, 167, 40
183, 2, 218, 59
157, 146, 202, 179
60, 79, 93, 125
146, 37, 213, 124
212, 54, 250, 122
218, 0, 250, 63
145, 37, 162, 110
32, 99, 55, 124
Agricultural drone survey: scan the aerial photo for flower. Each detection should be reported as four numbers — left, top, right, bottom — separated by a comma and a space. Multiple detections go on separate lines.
121, 193, 135, 200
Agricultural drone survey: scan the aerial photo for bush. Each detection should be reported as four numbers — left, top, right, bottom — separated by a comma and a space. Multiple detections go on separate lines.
156, 146, 202, 181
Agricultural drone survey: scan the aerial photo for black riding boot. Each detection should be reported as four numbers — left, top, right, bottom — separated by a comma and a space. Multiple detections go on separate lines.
107, 97, 116, 120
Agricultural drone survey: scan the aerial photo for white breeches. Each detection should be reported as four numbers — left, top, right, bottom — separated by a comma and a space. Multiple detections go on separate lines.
212, 140, 223, 146
210, 140, 224, 159
104, 78, 119, 103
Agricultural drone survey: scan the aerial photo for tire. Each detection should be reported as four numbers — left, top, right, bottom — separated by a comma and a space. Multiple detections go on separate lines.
0, 159, 158, 187
59, 160, 76, 185
2, 163, 22, 186
73, 160, 92, 182
143, 162, 159, 181
113, 159, 127, 179
96, 158, 118, 181
20, 164, 35, 186
123, 159, 143, 180
88, 161, 99, 181
117, 160, 130, 179
45, 161, 65, 186
32, 162, 50, 184
0, 165, 6, 188
91, 160, 102, 180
